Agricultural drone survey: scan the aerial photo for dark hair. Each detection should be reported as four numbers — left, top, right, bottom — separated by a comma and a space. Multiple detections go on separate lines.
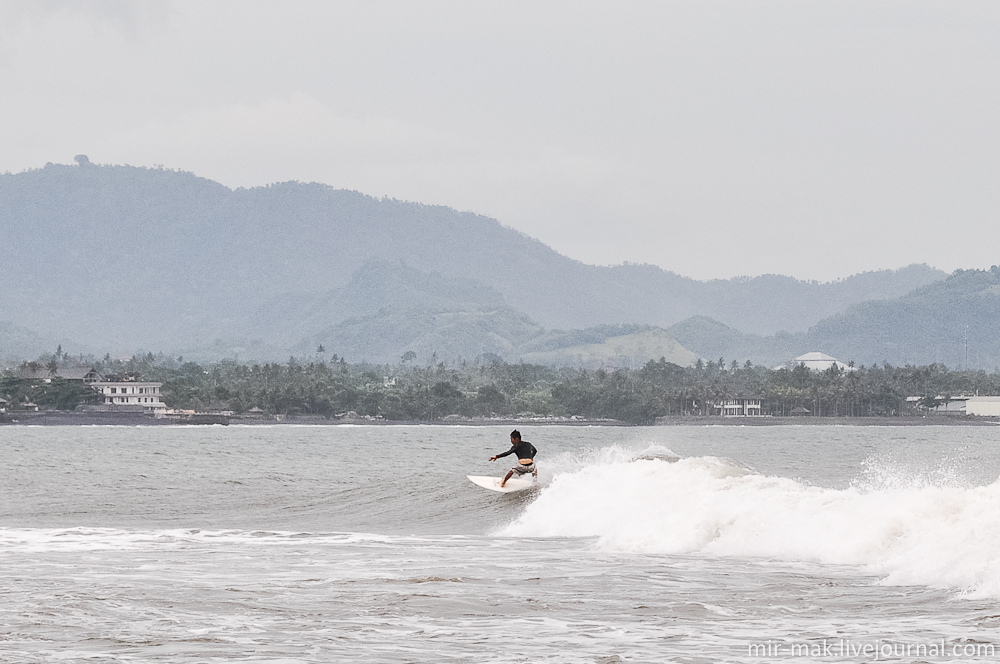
510, 429, 521, 440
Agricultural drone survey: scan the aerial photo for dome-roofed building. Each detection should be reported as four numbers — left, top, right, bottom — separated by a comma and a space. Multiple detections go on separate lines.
779, 352, 855, 372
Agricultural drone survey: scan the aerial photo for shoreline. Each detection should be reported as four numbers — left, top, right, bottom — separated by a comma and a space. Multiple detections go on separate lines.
3, 412, 1000, 427
653, 415, 1000, 426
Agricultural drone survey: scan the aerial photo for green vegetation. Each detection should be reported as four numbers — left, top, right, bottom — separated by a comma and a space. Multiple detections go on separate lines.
517, 327, 697, 367
7, 351, 1000, 423
0, 375, 99, 411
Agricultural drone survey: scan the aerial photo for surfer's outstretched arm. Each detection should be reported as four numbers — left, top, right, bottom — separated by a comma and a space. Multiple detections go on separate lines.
493, 446, 516, 460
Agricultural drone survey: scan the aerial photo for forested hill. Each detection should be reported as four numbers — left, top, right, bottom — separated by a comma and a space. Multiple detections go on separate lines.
0, 161, 944, 355
804, 268, 1000, 369
666, 268, 1000, 370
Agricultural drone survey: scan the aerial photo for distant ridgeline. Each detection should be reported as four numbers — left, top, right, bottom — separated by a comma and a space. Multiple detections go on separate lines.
4, 159, 985, 369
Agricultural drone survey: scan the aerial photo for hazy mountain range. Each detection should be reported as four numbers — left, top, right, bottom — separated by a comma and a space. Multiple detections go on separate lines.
5, 160, 990, 368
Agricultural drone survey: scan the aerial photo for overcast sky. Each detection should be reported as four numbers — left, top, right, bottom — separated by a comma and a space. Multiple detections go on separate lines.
2, 1, 998, 281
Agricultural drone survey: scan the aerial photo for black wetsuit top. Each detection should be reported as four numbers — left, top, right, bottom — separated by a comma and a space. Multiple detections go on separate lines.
496, 440, 537, 460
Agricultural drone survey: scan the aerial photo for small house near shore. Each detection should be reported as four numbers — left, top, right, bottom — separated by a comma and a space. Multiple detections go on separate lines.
14, 365, 103, 383
714, 398, 763, 417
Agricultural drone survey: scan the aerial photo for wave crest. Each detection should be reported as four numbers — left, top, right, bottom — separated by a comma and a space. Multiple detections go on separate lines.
503, 452, 1000, 597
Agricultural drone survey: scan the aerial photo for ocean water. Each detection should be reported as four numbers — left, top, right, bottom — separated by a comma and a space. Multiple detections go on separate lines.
2, 424, 1000, 663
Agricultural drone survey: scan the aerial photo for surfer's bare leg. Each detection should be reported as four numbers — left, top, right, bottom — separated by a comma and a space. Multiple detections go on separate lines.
501, 470, 514, 487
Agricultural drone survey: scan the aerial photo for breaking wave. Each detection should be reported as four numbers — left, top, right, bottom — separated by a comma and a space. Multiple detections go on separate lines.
502, 447, 1000, 597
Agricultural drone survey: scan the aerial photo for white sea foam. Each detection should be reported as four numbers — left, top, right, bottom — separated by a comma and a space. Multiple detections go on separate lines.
502, 450, 1000, 597
0, 527, 426, 552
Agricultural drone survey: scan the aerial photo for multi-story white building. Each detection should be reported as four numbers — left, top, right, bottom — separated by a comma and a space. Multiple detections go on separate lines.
91, 378, 167, 415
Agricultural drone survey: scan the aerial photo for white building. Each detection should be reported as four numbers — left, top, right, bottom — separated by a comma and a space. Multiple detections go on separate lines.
965, 396, 1000, 417
905, 395, 974, 413
715, 398, 763, 417
779, 352, 855, 372
92, 378, 167, 415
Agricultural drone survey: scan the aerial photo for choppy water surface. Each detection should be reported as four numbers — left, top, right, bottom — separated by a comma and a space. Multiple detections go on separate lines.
2, 425, 1000, 662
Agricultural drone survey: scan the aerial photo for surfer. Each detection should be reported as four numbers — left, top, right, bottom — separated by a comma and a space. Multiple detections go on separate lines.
490, 429, 537, 487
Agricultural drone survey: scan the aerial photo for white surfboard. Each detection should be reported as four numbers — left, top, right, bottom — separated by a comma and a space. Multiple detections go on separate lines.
467, 475, 535, 493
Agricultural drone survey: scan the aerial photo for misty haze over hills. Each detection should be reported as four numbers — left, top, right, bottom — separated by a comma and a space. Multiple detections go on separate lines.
0, 160, 966, 367
669, 268, 1000, 370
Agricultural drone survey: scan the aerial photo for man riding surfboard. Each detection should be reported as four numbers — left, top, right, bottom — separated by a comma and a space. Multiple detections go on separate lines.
490, 429, 537, 488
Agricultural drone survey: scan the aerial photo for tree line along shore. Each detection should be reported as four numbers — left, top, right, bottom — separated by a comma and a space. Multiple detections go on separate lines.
4, 352, 1000, 425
